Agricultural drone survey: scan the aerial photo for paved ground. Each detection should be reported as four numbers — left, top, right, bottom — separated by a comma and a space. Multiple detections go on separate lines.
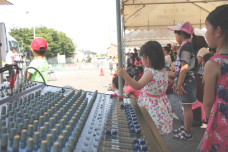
47, 64, 206, 152
47, 65, 112, 93
164, 119, 206, 152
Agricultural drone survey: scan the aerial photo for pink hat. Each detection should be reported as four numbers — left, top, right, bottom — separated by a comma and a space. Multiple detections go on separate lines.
168, 21, 194, 35
31, 37, 48, 51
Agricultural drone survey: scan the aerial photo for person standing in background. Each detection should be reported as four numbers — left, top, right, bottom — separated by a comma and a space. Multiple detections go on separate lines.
5, 47, 23, 81
163, 46, 172, 69
167, 43, 175, 62
192, 35, 210, 77
108, 56, 114, 75
132, 48, 138, 64
5, 47, 23, 65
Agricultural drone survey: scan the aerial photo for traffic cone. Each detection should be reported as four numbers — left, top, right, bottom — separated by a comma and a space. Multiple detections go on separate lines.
99, 68, 104, 76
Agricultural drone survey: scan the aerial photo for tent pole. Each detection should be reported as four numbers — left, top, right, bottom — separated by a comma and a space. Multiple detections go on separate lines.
124, 0, 228, 5
123, 31, 126, 68
116, 0, 124, 97
0, 41, 3, 83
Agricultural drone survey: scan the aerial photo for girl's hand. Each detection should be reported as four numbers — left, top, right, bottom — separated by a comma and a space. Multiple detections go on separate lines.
116, 67, 126, 78
175, 85, 187, 97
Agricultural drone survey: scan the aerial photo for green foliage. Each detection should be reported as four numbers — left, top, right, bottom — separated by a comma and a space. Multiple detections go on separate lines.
87, 56, 92, 63
9, 26, 76, 59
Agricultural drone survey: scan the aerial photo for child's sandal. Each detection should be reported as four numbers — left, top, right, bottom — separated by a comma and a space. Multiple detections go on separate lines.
173, 125, 184, 134
173, 130, 193, 141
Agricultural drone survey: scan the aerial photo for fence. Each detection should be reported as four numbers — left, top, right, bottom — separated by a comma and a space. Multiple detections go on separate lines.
49, 62, 109, 71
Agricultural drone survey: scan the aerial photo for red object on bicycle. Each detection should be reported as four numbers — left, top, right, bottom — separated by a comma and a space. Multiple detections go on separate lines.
14, 70, 18, 83
10, 72, 15, 89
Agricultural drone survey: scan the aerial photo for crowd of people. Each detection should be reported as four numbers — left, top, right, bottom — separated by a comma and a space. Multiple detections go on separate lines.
109, 4, 228, 151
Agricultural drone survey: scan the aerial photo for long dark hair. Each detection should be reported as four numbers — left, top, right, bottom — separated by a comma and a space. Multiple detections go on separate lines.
192, 35, 208, 54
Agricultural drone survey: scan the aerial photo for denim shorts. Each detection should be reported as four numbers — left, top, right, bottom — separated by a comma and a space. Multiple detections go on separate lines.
177, 75, 197, 104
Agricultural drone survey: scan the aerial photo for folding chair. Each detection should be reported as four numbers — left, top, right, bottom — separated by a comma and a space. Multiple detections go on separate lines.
48, 65, 57, 81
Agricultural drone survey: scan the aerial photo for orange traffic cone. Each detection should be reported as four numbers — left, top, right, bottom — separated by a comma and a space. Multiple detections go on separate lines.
99, 68, 105, 76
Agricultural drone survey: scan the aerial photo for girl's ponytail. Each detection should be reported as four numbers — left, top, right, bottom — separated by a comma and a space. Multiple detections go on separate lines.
191, 32, 199, 71
192, 32, 196, 37
192, 32, 198, 54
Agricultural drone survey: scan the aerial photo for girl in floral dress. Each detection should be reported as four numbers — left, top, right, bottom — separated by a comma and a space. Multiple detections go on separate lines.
117, 41, 173, 135
201, 4, 228, 152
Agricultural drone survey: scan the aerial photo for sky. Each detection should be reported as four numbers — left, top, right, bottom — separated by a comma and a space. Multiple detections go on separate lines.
0, 0, 117, 53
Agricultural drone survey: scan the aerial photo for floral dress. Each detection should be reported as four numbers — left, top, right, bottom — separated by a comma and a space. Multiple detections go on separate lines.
138, 67, 173, 135
201, 54, 228, 152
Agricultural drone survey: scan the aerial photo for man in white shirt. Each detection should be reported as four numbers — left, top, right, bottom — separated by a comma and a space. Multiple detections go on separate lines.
5, 47, 23, 81
5, 47, 23, 65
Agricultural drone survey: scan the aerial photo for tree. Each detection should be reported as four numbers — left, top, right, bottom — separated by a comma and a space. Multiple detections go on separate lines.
87, 56, 92, 63
9, 26, 76, 59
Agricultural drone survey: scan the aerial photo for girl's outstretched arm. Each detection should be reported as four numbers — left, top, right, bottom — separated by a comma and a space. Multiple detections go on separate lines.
117, 67, 152, 90
203, 60, 219, 117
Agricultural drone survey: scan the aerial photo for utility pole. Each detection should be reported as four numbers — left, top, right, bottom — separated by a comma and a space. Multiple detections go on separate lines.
26, 11, 35, 39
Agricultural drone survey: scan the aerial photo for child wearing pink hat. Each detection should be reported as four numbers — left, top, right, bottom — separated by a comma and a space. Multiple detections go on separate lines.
168, 21, 197, 140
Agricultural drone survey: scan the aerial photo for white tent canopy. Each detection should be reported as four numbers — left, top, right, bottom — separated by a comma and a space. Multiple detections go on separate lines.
124, 28, 207, 47
122, 0, 228, 49
122, 0, 228, 31
125, 29, 176, 47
